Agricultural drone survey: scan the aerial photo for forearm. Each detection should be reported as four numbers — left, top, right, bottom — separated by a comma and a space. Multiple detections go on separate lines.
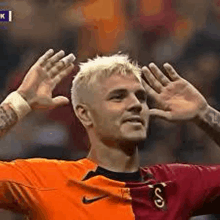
192, 105, 220, 146
0, 103, 18, 137
0, 91, 31, 138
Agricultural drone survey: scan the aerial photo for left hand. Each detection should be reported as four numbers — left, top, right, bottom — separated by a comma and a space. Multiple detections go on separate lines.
141, 63, 209, 121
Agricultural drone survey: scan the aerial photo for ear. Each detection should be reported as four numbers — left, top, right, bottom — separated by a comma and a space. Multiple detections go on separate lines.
75, 104, 93, 127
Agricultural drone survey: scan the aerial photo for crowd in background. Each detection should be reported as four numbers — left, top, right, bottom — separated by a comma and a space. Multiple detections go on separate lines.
1, 0, 220, 219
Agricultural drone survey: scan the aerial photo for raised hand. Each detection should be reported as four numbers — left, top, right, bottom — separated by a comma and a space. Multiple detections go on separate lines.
141, 63, 209, 121
17, 49, 75, 110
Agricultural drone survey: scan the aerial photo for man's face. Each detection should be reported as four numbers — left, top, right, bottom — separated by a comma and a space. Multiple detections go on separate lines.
88, 73, 149, 146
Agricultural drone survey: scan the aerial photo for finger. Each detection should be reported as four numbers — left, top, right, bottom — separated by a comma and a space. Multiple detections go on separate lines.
51, 96, 70, 109
45, 50, 65, 70
141, 78, 160, 101
49, 61, 66, 78
37, 49, 54, 66
163, 63, 181, 81
53, 63, 74, 85
149, 108, 172, 120
49, 53, 76, 78
60, 53, 76, 65
148, 63, 170, 86
142, 66, 163, 93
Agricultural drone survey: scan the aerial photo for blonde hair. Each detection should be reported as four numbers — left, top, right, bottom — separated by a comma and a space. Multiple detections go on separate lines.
71, 53, 142, 112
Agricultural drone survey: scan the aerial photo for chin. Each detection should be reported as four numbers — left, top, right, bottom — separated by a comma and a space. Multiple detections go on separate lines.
121, 125, 148, 141
121, 135, 146, 145
124, 131, 146, 141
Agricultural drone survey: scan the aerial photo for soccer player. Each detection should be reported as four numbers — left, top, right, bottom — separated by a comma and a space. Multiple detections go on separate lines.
0, 49, 220, 219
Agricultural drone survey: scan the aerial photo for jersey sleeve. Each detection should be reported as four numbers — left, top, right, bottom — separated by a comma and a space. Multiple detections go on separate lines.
0, 158, 66, 214
163, 163, 220, 216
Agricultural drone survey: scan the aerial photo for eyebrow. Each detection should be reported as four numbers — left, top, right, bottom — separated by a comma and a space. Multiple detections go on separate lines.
107, 88, 147, 97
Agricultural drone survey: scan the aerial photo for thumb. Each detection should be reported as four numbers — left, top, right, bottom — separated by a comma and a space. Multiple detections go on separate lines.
51, 96, 70, 108
149, 108, 172, 120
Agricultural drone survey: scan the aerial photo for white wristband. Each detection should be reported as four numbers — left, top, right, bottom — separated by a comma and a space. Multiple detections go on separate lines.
2, 91, 32, 120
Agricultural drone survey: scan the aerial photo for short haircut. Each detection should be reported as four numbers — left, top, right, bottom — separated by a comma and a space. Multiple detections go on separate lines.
71, 53, 142, 113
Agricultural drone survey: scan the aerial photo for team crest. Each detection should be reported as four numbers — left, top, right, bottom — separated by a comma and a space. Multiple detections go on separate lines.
148, 182, 167, 211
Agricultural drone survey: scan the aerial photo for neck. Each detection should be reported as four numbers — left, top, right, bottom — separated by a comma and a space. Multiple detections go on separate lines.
86, 142, 140, 173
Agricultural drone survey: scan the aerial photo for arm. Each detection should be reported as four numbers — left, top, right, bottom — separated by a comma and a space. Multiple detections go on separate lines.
162, 163, 220, 216
0, 103, 18, 137
0, 49, 75, 138
192, 105, 220, 146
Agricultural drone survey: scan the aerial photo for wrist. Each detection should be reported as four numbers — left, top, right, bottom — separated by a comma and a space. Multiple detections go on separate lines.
197, 104, 210, 119
192, 104, 210, 125
2, 91, 32, 120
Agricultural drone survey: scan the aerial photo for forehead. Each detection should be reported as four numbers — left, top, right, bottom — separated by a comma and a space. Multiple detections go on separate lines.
97, 73, 144, 94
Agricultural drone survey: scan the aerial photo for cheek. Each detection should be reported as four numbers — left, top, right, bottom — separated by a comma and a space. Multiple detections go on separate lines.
91, 105, 114, 128
99, 104, 124, 128
106, 102, 126, 112
106, 103, 125, 119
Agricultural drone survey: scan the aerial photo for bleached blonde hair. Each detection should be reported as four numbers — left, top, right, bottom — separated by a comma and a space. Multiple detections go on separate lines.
71, 53, 142, 113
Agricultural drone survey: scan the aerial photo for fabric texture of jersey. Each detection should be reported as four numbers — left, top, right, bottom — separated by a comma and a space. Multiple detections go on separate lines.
0, 158, 220, 219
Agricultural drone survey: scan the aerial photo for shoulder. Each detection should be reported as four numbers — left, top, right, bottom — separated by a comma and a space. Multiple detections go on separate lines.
141, 162, 220, 182
141, 163, 204, 181
7, 157, 98, 181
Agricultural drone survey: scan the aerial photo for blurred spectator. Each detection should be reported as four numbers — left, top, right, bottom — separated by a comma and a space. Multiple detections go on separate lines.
177, 0, 220, 64
130, 0, 178, 65
71, 0, 128, 61
0, 209, 23, 220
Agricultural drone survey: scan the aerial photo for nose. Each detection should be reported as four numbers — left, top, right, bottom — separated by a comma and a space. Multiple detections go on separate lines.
127, 94, 142, 113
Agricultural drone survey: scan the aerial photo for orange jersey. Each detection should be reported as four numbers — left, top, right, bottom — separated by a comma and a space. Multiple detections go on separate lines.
1, 158, 220, 219
0, 158, 135, 219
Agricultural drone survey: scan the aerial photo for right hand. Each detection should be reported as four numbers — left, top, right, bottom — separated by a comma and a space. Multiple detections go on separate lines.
17, 49, 75, 111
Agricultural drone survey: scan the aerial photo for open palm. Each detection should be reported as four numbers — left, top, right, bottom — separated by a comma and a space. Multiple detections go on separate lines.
17, 49, 75, 110
141, 63, 208, 121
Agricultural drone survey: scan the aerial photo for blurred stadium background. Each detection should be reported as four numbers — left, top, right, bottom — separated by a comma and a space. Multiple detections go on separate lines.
0, 0, 220, 219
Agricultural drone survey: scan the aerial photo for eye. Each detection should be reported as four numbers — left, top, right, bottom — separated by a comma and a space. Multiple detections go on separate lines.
112, 95, 123, 99
111, 94, 125, 101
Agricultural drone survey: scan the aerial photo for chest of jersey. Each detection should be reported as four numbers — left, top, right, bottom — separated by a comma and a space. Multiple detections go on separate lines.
30, 176, 190, 220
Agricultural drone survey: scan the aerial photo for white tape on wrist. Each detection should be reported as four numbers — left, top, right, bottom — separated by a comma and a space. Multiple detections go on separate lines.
2, 91, 32, 120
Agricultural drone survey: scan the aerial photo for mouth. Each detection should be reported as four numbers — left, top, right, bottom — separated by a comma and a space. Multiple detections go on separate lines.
123, 117, 144, 126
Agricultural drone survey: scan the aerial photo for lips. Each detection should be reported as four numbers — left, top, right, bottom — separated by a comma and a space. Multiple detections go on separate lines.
123, 117, 144, 125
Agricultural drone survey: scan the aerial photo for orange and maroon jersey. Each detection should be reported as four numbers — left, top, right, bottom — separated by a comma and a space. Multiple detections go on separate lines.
0, 158, 220, 219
